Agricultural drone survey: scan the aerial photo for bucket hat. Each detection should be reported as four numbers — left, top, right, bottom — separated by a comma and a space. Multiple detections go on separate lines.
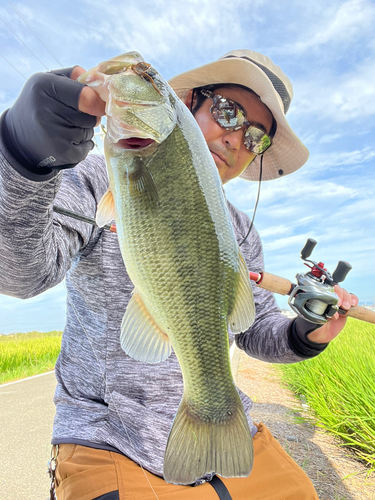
168, 49, 309, 181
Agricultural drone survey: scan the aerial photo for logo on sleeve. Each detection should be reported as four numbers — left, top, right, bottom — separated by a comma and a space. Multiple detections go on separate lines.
38, 156, 56, 168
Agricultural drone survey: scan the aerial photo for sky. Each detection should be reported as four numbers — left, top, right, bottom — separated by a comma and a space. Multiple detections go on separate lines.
0, 0, 374, 334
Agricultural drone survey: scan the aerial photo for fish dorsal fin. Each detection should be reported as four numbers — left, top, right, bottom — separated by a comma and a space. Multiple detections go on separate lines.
227, 251, 256, 334
121, 290, 172, 363
96, 187, 115, 227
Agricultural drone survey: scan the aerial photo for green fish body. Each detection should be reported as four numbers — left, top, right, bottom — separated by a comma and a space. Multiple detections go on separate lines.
79, 52, 256, 485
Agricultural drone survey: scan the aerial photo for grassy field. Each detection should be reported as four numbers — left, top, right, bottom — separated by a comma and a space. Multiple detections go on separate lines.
0, 330, 62, 384
278, 318, 375, 471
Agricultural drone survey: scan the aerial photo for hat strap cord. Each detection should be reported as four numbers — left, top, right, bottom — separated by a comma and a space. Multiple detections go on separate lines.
239, 154, 263, 247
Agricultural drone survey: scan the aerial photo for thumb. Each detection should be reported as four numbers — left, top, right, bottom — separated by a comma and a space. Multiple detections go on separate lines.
71, 65, 106, 121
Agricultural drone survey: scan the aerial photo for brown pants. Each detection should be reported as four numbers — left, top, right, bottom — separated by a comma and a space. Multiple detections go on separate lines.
54, 423, 319, 500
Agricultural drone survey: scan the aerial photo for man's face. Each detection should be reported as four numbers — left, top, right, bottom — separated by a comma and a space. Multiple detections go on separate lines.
191, 86, 273, 184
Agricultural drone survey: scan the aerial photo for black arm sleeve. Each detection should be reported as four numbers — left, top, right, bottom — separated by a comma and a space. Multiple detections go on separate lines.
288, 317, 329, 358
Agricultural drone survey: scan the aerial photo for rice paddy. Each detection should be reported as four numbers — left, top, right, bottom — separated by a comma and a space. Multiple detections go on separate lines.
278, 318, 375, 471
0, 330, 62, 384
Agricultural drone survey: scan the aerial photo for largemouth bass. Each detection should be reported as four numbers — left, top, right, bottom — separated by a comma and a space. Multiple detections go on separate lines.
78, 52, 256, 485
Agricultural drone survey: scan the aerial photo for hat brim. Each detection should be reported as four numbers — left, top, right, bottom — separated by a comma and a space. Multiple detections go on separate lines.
168, 58, 309, 181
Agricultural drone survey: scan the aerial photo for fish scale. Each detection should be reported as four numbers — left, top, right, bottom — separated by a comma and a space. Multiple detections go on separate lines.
79, 51, 256, 485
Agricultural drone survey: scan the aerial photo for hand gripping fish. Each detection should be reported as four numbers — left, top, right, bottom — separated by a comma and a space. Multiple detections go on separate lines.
78, 52, 256, 485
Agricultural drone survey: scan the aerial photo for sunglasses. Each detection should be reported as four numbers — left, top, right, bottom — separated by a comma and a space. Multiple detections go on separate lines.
200, 89, 272, 155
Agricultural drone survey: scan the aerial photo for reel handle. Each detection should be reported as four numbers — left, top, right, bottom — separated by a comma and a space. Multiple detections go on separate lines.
301, 238, 317, 260
331, 261, 352, 284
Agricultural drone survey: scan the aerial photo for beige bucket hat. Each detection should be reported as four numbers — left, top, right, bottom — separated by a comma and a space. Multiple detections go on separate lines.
168, 49, 309, 181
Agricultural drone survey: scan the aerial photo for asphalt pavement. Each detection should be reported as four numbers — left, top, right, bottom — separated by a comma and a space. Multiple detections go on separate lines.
0, 371, 56, 500
0, 346, 241, 500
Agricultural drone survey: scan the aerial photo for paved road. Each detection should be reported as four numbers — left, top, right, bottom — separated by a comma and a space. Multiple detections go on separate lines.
0, 347, 241, 500
0, 371, 56, 500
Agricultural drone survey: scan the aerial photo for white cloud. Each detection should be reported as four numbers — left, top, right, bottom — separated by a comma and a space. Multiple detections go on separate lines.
307, 148, 375, 172
74, 0, 264, 70
280, 0, 375, 55
291, 59, 375, 123
318, 133, 343, 144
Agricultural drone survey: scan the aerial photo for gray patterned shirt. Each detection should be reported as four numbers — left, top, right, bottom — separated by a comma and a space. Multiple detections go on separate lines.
0, 151, 306, 478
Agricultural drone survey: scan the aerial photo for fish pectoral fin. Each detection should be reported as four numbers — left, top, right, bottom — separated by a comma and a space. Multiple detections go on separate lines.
128, 163, 159, 209
96, 188, 115, 227
121, 290, 171, 363
227, 251, 256, 334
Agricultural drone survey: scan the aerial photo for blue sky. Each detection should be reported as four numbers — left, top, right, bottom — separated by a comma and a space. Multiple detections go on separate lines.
0, 0, 374, 334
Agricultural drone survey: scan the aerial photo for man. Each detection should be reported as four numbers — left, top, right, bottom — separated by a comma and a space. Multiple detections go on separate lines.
0, 50, 356, 499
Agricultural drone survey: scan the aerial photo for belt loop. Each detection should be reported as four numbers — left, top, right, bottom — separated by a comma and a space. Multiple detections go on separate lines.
209, 476, 233, 500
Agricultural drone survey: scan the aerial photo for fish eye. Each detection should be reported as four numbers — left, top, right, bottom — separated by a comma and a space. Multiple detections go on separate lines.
98, 61, 127, 75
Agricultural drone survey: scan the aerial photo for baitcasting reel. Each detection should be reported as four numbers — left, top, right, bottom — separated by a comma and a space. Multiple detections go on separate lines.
288, 239, 352, 324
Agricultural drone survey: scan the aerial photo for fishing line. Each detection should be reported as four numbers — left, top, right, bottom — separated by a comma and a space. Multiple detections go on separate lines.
0, 15, 50, 70
239, 154, 263, 247
6, 0, 63, 68
65, 284, 161, 500
0, 52, 26, 79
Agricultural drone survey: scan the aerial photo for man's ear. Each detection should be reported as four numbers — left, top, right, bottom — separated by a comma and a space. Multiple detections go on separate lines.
184, 89, 194, 109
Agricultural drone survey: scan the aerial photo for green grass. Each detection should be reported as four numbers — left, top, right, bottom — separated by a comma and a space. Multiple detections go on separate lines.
278, 318, 375, 471
0, 331, 62, 384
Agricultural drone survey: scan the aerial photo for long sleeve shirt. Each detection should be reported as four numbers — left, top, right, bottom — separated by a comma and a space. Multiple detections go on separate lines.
0, 150, 316, 478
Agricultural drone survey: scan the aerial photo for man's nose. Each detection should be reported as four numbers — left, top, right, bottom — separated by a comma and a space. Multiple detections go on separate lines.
222, 128, 243, 150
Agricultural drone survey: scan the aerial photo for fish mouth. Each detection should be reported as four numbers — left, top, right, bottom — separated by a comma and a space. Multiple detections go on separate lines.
107, 117, 158, 149
116, 137, 156, 149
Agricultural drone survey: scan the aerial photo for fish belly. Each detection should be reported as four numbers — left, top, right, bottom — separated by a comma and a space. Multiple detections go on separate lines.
108, 120, 253, 484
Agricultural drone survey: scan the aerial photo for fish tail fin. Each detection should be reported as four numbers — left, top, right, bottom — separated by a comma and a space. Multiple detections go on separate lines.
163, 396, 254, 485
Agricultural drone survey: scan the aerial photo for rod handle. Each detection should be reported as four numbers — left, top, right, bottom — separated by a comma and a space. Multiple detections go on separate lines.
250, 271, 293, 296
343, 305, 375, 324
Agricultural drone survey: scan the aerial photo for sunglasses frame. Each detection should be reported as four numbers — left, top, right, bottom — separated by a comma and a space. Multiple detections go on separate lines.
200, 89, 272, 155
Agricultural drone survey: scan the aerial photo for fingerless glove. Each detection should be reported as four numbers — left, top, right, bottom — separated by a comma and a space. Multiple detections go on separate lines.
0, 67, 96, 181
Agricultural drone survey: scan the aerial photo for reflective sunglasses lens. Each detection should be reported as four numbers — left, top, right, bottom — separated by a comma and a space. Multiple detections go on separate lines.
211, 97, 245, 129
244, 126, 272, 154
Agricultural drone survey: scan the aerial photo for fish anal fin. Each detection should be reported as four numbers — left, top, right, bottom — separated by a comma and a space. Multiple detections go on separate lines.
96, 187, 115, 227
163, 396, 254, 485
227, 251, 256, 334
121, 290, 171, 363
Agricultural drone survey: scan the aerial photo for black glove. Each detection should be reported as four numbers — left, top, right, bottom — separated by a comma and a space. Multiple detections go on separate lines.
0, 67, 97, 181
288, 317, 328, 358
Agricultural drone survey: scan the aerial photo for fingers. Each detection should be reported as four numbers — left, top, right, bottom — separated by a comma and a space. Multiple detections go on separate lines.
334, 285, 358, 312
350, 293, 359, 307
70, 66, 86, 80
310, 285, 356, 342
49, 67, 78, 78
70, 65, 106, 120
78, 87, 106, 120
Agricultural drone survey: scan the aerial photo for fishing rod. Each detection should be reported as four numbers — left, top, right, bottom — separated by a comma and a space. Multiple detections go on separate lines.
249, 238, 375, 325
53, 205, 117, 233
53, 206, 375, 326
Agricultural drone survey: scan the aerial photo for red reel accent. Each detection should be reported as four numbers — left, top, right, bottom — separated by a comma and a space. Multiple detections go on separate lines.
311, 262, 326, 278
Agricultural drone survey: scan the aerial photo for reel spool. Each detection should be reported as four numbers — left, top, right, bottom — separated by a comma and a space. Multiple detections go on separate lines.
288, 239, 352, 324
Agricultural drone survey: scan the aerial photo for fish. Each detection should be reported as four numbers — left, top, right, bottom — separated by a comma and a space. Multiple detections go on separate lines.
78, 51, 256, 485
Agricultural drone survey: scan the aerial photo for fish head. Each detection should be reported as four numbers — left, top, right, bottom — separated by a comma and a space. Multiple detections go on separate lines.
78, 52, 177, 154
